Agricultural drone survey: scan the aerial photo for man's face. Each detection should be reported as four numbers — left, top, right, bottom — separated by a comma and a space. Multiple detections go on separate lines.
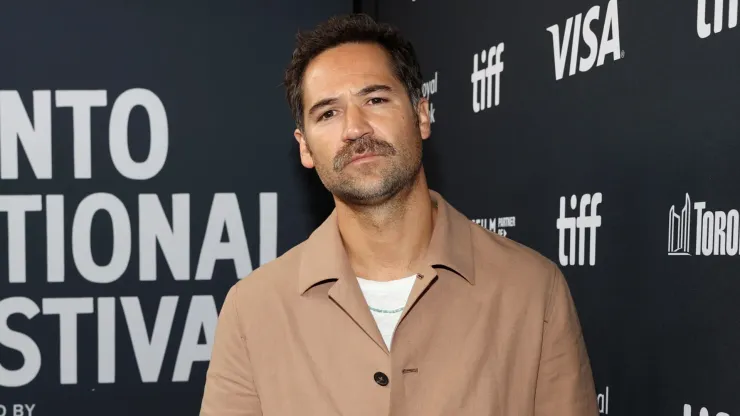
294, 42, 431, 205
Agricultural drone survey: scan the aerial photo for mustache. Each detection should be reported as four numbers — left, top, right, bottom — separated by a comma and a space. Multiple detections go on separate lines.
333, 135, 396, 171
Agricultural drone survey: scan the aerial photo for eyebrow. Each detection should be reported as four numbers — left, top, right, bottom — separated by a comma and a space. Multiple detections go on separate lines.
306, 84, 394, 118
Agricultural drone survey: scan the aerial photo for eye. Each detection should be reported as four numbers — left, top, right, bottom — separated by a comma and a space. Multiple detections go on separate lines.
318, 110, 336, 121
368, 97, 388, 105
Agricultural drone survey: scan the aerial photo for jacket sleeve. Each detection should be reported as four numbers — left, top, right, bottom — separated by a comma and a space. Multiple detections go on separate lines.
200, 284, 263, 416
534, 263, 599, 416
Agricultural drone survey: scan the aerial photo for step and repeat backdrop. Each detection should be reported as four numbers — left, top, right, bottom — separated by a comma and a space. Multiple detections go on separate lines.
374, 0, 739, 415
0, 1, 348, 415
1, 0, 738, 415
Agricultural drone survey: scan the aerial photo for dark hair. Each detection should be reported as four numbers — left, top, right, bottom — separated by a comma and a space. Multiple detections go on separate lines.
283, 13, 423, 130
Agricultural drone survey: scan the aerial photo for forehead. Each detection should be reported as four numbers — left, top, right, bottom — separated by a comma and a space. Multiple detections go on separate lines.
302, 42, 399, 100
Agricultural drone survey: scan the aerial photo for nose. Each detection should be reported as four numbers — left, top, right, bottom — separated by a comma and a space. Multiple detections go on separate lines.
342, 103, 373, 143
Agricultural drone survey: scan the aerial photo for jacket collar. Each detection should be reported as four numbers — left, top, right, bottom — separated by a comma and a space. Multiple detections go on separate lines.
298, 189, 475, 294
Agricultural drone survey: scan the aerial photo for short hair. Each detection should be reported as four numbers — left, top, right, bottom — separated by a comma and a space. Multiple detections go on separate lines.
283, 13, 424, 130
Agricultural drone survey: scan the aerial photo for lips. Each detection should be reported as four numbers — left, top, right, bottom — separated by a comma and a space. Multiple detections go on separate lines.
349, 152, 380, 163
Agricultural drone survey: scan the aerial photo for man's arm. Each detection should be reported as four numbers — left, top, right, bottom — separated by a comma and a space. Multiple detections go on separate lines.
534, 263, 599, 416
200, 284, 263, 416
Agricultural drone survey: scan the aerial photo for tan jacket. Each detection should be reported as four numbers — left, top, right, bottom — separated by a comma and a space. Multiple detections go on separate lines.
200, 190, 598, 415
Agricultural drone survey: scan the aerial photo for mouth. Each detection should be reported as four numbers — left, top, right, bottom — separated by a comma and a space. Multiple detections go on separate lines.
349, 152, 381, 164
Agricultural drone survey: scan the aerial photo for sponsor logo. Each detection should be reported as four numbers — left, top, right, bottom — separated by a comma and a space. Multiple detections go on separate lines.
472, 216, 516, 237
471, 42, 504, 113
421, 71, 438, 123
546, 0, 624, 81
684, 404, 730, 416
697, 0, 738, 38
557, 193, 603, 266
668, 193, 740, 256
598, 385, 610, 414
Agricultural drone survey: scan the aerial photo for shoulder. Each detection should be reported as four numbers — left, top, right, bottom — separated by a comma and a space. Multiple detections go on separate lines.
469, 223, 562, 299
222, 241, 307, 320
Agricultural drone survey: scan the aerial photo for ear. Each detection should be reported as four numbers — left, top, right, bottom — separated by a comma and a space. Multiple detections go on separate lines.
294, 128, 315, 169
416, 97, 431, 141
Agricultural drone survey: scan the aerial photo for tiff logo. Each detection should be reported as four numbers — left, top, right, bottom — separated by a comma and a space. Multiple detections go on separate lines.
546, 0, 623, 81
471, 42, 504, 113
668, 193, 740, 256
557, 193, 602, 266
684, 404, 730, 416
697, 0, 738, 38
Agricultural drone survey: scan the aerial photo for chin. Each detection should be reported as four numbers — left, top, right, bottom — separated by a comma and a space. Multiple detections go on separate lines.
333, 180, 409, 206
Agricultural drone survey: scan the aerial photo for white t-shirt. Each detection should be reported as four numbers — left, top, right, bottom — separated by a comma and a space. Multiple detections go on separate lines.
356, 275, 417, 350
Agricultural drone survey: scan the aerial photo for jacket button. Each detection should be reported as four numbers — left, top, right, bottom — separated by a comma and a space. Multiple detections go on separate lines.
373, 371, 389, 386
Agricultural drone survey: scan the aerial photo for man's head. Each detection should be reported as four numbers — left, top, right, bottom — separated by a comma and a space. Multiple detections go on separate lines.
284, 14, 432, 206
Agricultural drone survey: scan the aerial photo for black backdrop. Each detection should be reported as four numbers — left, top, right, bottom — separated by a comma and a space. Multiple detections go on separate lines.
0, 1, 346, 415
368, 0, 740, 415
1, 0, 739, 415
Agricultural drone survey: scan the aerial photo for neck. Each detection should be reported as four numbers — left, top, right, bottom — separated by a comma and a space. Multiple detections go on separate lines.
334, 170, 436, 282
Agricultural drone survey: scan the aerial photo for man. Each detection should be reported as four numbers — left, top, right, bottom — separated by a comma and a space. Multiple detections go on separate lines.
200, 13, 598, 416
